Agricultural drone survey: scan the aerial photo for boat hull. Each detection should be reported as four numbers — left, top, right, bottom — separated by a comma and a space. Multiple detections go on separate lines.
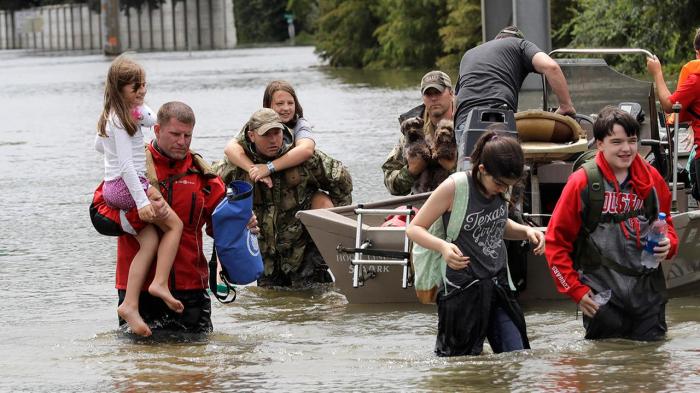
298, 195, 700, 304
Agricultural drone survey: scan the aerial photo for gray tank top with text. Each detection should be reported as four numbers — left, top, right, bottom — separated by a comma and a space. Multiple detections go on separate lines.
443, 175, 508, 286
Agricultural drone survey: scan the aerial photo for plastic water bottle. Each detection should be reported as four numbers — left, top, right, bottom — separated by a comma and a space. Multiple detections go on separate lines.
641, 213, 668, 269
591, 289, 611, 306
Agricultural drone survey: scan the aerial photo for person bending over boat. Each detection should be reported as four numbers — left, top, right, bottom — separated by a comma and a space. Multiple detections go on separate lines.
545, 107, 678, 341
454, 25, 576, 136
224, 80, 333, 208
406, 131, 544, 356
91, 101, 258, 335
214, 108, 353, 288
383, 70, 457, 195
647, 28, 700, 199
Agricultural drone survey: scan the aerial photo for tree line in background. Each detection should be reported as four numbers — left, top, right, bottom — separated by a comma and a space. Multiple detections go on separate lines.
313, 0, 700, 77
2, 0, 699, 78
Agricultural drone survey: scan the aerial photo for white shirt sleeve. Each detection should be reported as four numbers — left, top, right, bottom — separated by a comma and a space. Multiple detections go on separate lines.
112, 121, 150, 209
94, 134, 104, 153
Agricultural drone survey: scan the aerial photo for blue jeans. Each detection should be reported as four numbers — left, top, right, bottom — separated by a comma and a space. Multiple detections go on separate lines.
487, 307, 525, 353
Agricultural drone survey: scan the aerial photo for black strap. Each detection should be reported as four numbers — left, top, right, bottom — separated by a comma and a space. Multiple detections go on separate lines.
582, 160, 604, 234
208, 248, 237, 304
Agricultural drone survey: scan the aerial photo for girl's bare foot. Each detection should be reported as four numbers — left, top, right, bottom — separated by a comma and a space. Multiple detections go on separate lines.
117, 304, 152, 337
148, 284, 184, 313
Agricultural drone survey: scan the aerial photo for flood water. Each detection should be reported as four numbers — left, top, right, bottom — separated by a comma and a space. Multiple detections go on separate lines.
0, 46, 698, 392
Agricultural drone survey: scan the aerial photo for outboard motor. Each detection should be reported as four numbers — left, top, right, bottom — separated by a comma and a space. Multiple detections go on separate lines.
457, 106, 519, 171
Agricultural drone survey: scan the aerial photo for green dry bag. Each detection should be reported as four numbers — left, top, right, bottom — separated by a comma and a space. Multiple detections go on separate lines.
411, 172, 469, 304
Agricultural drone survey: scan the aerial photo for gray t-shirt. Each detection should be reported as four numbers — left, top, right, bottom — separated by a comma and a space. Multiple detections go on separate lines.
454, 37, 541, 127
443, 175, 509, 286
293, 117, 315, 142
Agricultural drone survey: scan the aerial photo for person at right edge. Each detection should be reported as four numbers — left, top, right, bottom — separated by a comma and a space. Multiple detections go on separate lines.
454, 25, 576, 136
545, 107, 678, 341
647, 28, 700, 199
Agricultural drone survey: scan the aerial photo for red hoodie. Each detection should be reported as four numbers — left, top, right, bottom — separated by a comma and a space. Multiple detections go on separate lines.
544, 152, 678, 302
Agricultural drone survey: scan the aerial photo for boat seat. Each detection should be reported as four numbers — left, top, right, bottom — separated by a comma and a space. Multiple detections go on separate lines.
516, 110, 588, 162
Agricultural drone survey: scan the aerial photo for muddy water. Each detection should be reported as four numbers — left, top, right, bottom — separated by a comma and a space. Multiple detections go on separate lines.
0, 47, 698, 392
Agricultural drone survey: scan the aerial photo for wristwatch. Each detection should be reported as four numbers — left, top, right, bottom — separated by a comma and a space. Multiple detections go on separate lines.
266, 161, 276, 174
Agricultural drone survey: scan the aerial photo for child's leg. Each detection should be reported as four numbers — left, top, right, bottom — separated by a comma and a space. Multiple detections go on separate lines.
148, 204, 184, 313
117, 224, 159, 337
311, 191, 333, 209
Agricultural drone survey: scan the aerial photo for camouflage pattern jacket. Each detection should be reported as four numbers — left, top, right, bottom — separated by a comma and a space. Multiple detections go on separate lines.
214, 126, 353, 276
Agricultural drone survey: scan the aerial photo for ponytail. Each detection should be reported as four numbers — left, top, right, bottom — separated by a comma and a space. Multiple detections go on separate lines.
470, 130, 524, 197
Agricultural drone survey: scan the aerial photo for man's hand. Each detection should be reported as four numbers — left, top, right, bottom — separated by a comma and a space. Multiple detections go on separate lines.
578, 291, 600, 318
247, 213, 260, 235
147, 187, 169, 221
555, 104, 576, 117
406, 155, 427, 176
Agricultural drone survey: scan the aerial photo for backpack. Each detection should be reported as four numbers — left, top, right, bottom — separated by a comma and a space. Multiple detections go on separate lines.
412, 172, 469, 304
571, 155, 658, 275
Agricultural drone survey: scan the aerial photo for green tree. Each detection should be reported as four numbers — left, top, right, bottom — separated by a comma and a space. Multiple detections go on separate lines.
315, 0, 381, 67
550, 0, 579, 49
235, 0, 288, 44
556, 0, 700, 76
437, 0, 481, 73
370, 0, 446, 69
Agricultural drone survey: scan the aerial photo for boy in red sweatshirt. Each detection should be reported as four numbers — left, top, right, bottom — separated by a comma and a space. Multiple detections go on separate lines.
545, 106, 678, 340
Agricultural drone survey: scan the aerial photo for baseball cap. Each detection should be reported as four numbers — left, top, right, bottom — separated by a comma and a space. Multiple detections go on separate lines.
420, 71, 452, 95
248, 108, 285, 135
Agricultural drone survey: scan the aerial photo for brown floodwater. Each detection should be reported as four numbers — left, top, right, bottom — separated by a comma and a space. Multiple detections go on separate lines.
0, 46, 697, 392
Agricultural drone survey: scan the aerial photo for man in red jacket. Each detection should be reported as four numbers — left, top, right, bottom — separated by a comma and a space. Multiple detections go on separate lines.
545, 106, 678, 341
91, 101, 256, 334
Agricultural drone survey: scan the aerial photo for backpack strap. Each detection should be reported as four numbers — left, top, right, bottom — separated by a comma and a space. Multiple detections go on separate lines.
581, 160, 604, 235
445, 172, 469, 242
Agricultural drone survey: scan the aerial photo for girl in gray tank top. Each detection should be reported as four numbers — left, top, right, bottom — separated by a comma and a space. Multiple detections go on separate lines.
406, 130, 545, 356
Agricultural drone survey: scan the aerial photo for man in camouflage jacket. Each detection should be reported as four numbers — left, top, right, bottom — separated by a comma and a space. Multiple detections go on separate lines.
382, 70, 456, 195
214, 108, 353, 287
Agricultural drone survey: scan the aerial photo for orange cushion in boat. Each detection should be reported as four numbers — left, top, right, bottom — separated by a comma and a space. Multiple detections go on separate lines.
515, 110, 583, 143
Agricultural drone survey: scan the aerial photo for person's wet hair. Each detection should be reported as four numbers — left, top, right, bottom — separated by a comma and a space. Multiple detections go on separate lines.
262, 80, 304, 126
470, 129, 524, 188
592, 106, 640, 141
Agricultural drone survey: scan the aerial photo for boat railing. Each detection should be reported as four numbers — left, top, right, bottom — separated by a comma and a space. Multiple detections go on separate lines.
337, 205, 414, 289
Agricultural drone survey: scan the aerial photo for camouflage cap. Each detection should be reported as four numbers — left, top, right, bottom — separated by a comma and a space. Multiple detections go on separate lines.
248, 108, 285, 135
420, 70, 452, 95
